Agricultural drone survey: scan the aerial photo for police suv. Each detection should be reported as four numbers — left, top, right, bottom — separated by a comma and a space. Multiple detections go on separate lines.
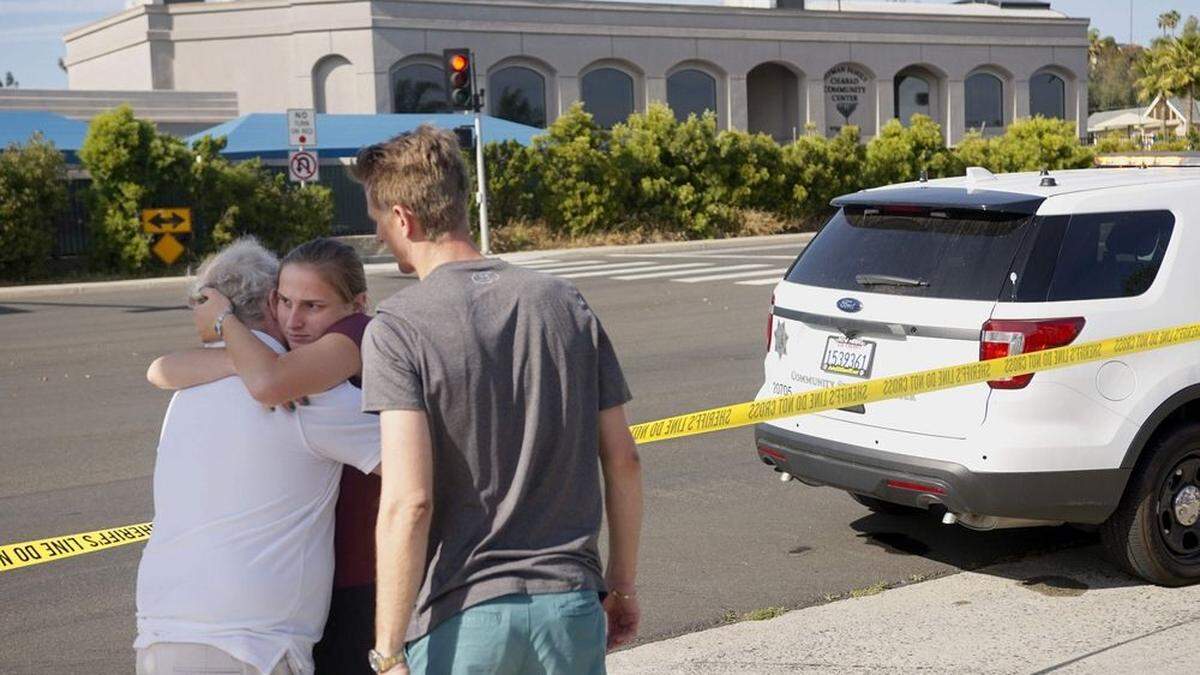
756, 167, 1200, 586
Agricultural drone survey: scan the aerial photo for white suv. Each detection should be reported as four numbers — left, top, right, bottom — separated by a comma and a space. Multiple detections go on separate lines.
756, 167, 1200, 586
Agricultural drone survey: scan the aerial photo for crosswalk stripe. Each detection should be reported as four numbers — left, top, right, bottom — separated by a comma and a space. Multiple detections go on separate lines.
557, 262, 661, 278
515, 259, 571, 268
736, 275, 788, 286
612, 263, 717, 280
521, 260, 615, 273
671, 265, 773, 282
683, 268, 785, 282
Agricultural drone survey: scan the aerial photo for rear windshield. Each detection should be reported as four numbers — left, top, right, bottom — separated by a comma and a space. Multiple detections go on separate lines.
1007, 210, 1175, 302
786, 206, 1033, 300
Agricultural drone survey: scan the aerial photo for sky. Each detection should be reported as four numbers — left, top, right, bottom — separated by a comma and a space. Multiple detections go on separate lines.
2, 0, 1197, 90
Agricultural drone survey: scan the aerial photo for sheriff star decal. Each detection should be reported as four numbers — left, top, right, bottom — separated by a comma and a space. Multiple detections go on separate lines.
774, 320, 788, 358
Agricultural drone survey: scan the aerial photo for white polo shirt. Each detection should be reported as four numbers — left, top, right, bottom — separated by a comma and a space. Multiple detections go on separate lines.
134, 332, 381, 675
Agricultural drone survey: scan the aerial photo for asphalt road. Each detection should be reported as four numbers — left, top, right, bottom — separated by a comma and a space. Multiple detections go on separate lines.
0, 235, 1088, 673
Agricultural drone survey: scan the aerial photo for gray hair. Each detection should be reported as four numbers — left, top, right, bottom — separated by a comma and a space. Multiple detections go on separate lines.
188, 237, 279, 328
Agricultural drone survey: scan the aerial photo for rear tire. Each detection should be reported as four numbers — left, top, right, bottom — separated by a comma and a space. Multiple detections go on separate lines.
850, 493, 923, 516
1101, 422, 1200, 587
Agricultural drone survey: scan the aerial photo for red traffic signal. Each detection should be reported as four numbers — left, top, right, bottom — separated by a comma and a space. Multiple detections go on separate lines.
443, 48, 475, 111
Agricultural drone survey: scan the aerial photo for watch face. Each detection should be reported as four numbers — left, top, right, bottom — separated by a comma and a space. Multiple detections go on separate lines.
368, 650, 383, 671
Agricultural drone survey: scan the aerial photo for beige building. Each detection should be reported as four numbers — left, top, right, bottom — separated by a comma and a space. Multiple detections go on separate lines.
63, 0, 1089, 144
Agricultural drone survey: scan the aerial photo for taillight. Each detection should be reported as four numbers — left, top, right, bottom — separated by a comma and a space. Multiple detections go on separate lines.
766, 293, 775, 352
980, 317, 1086, 389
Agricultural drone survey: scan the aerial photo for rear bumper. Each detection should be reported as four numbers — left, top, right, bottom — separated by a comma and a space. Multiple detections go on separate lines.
755, 424, 1129, 524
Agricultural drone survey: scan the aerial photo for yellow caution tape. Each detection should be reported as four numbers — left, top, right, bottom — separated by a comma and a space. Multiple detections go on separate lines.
8, 321, 1200, 572
0, 523, 152, 573
630, 321, 1200, 444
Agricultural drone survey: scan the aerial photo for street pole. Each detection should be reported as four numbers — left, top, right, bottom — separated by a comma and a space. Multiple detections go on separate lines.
472, 73, 491, 255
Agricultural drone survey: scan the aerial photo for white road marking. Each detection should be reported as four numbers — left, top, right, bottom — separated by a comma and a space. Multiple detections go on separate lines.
521, 260, 618, 273
557, 262, 662, 278
672, 265, 779, 283
610, 252, 797, 260
612, 263, 717, 280
736, 275, 789, 286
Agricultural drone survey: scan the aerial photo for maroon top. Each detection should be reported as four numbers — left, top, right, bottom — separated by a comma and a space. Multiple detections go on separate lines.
324, 312, 380, 589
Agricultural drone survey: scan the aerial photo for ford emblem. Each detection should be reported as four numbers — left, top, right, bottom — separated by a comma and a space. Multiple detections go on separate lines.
837, 298, 862, 313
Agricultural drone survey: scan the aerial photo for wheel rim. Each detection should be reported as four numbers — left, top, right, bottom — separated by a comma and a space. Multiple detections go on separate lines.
1156, 453, 1200, 562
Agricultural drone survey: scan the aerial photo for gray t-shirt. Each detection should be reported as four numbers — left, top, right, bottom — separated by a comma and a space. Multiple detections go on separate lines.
361, 258, 632, 642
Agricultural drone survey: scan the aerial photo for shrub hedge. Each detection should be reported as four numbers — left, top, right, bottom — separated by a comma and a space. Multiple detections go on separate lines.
3, 103, 1097, 281
482, 103, 1096, 240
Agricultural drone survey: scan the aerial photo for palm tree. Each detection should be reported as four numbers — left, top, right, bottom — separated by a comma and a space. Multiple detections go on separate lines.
1159, 10, 1181, 36
1137, 29, 1200, 139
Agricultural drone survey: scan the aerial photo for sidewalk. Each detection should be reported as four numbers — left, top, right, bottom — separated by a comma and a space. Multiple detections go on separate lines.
609, 546, 1199, 674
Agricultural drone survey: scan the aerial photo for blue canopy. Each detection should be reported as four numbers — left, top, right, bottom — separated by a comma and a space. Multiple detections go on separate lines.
0, 111, 89, 162
187, 113, 543, 160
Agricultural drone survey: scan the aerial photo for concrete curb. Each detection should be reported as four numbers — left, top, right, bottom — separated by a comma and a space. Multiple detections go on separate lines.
608, 546, 1200, 674
0, 233, 815, 299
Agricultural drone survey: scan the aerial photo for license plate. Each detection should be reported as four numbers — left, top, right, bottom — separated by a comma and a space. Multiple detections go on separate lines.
820, 336, 876, 378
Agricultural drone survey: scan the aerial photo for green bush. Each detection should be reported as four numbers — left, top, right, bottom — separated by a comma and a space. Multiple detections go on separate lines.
610, 104, 736, 237
1093, 131, 1142, 154
781, 126, 866, 216
865, 115, 955, 186
480, 139, 543, 226
0, 134, 68, 280
79, 105, 192, 272
978, 116, 1094, 173
80, 106, 332, 273
533, 104, 627, 236
192, 136, 332, 254
709, 128, 789, 215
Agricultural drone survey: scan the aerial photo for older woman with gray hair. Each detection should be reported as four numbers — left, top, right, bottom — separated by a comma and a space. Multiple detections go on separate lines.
185, 236, 280, 337
135, 236, 381, 675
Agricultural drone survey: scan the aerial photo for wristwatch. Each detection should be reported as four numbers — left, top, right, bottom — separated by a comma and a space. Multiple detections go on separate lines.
368, 649, 405, 673
213, 308, 234, 339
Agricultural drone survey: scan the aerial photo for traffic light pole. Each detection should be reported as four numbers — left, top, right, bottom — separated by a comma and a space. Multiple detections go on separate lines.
471, 65, 491, 256
473, 107, 490, 256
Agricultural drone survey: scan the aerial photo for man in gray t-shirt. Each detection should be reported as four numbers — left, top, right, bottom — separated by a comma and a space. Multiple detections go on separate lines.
353, 126, 644, 675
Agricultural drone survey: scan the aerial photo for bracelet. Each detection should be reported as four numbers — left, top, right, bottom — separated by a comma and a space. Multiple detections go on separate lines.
609, 588, 637, 600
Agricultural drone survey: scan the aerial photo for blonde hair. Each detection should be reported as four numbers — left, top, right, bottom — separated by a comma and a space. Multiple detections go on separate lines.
351, 125, 470, 239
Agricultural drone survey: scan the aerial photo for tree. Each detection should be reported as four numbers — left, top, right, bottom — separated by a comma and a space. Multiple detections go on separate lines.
0, 134, 68, 280
1088, 32, 1141, 113
1159, 10, 1181, 36
1137, 18, 1200, 139
0, 71, 17, 88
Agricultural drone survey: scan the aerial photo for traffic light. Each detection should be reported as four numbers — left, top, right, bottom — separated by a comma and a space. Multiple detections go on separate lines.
443, 48, 474, 111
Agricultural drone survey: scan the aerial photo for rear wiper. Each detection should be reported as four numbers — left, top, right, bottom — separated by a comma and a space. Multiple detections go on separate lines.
855, 274, 929, 287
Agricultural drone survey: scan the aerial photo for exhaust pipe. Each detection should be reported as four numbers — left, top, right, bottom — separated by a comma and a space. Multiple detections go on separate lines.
779, 471, 793, 483
943, 512, 1062, 531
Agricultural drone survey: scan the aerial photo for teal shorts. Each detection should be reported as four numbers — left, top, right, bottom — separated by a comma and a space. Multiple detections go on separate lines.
405, 591, 606, 675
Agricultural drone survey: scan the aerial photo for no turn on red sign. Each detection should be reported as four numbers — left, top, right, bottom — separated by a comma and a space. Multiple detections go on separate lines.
288, 149, 319, 183
287, 108, 317, 147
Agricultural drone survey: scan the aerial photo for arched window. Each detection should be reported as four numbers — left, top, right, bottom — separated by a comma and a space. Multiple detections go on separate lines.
581, 67, 634, 128
894, 74, 931, 124
392, 63, 449, 114
1030, 72, 1066, 119
489, 66, 547, 127
965, 72, 1004, 129
313, 55, 354, 114
667, 69, 717, 122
